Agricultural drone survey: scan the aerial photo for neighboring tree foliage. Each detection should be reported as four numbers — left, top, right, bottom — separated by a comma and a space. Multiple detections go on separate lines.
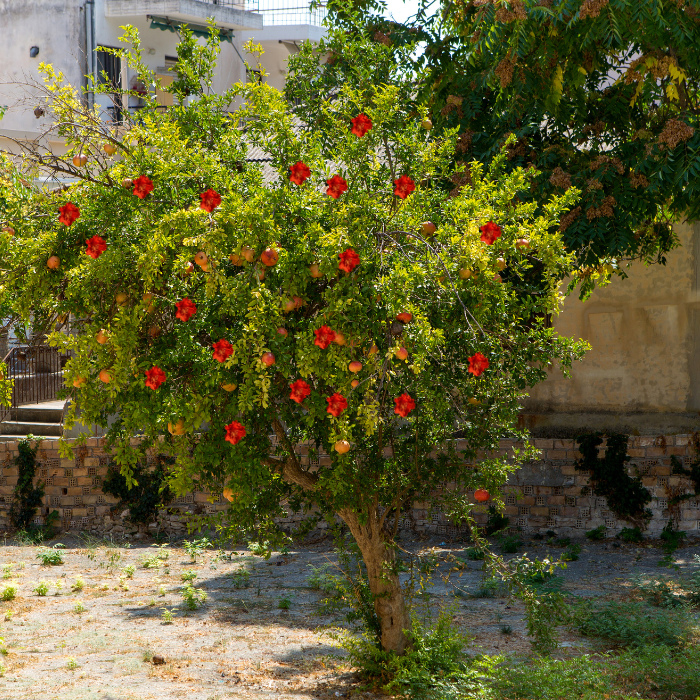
333, 0, 700, 291
9, 438, 44, 530
0, 26, 585, 653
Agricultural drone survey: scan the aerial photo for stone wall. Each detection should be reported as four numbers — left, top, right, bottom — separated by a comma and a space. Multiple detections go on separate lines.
0, 435, 698, 540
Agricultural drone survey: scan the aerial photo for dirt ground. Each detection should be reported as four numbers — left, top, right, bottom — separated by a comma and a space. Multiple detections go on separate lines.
0, 532, 697, 700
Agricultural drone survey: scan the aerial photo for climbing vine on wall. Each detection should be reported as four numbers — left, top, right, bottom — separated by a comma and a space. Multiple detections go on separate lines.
669, 432, 700, 506
575, 433, 652, 527
9, 438, 44, 530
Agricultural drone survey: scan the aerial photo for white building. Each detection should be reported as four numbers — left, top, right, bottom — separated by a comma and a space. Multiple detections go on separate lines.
0, 0, 326, 152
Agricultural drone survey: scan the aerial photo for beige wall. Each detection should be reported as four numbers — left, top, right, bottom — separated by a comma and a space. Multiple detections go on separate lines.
522, 221, 700, 436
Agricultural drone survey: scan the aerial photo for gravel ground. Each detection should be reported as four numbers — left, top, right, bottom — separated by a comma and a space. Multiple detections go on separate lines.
0, 533, 696, 700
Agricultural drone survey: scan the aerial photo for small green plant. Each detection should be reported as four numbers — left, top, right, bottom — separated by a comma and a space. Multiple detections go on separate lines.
181, 582, 207, 610
54, 580, 63, 594
180, 570, 197, 582
307, 564, 335, 592
585, 525, 607, 541
71, 577, 85, 593
183, 538, 213, 562
1, 586, 17, 602
472, 577, 501, 598
464, 547, 486, 561
278, 596, 291, 610
230, 569, 250, 589
158, 585, 166, 596
500, 623, 513, 634
660, 519, 686, 557
246, 540, 271, 558
37, 547, 64, 565
141, 554, 162, 569
161, 607, 176, 623
73, 601, 86, 614
122, 565, 135, 579
1, 564, 13, 580
498, 535, 522, 554
9, 438, 44, 531
562, 544, 582, 562
33, 580, 49, 596
3, 610, 12, 621
618, 526, 644, 543
485, 505, 510, 535
632, 575, 688, 609
151, 543, 170, 560
66, 657, 79, 671
555, 537, 571, 547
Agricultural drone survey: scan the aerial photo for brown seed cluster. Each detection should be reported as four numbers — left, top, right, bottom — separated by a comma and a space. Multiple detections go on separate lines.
657, 119, 695, 150
629, 171, 650, 189
558, 206, 582, 232
456, 131, 474, 154
449, 166, 472, 198
589, 155, 625, 174
586, 178, 603, 191
586, 195, 617, 220
495, 58, 515, 88
579, 0, 609, 19
495, 0, 527, 22
373, 31, 392, 46
549, 167, 572, 189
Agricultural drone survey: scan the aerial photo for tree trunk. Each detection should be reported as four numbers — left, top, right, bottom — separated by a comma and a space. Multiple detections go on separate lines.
338, 507, 412, 655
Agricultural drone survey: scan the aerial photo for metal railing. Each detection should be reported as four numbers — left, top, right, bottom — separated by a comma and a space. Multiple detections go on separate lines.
249, 0, 327, 26
0, 346, 67, 422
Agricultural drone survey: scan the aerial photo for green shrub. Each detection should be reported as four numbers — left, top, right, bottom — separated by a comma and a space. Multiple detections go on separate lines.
472, 578, 502, 599
585, 525, 606, 541
37, 547, 63, 566
33, 580, 49, 596
660, 519, 686, 555
229, 570, 250, 589
122, 565, 135, 579
632, 575, 688, 609
463, 547, 486, 561
1, 586, 17, 601
687, 554, 700, 605
498, 535, 522, 554
180, 570, 197, 582
618, 526, 644, 543
570, 600, 694, 648
307, 564, 336, 592
9, 439, 44, 530
484, 506, 509, 536
278, 596, 291, 610
562, 544, 581, 562
181, 583, 207, 610
183, 538, 213, 562
71, 577, 85, 593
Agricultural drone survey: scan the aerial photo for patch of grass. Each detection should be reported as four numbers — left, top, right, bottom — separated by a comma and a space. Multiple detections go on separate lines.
618, 526, 644, 543
71, 577, 85, 593
141, 554, 162, 569
278, 596, 291, 610
183, 537, 213, 562
307, 564, 335, 592
562, 544, 581, 562
472, 578, 502, 599
73, 601, 86, 614
463, 547, 486, 561
585, 525, 606, 541
632, 574, 689, 609
570, 600, 695, 648
161, 607, 176, 624
66, 657, 79, 671
498, 535, 522, 554
1, 564, 13, 580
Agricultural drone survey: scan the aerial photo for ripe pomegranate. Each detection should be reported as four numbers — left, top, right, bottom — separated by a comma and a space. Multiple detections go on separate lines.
348, 361, 362, 373
496, 258, 506, 271
121, 178, 133, 189
293, 296, 304, 309
277, 327, 288, 337
46, 255, 60, 270
72, 376, 87, 388
148, 325, 161, 338
241, 246, 255, 263
396, 312, 412, 323
2, 226, 15, 236
221, 383, 237, 392
368, 344, 379, 356
195, 251, 208, 267
421, 222, 437, 236
282, 298, 296, 313
459, 268, 472, 279
421, 118, 433, 130
260, 247, 279, 266
261, 352, 276, 367
351, 379, 360, 388
334, 440, 351, 454
96, 330, 108, 345
72, 154, 88, 167
115, 292, 128, 306
395, 346, 408, 360
103, 143, 117, 156
309, 263, 323, 278
223, 487, 234, 502
516, 238, 530, 250
334, 332, 346, 346
98, 369, 111, 383
167, 419, 186, 436
474, 489, 490, 502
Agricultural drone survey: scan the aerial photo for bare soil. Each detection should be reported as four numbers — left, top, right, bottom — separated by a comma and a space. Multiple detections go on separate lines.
0, 533, 695, 700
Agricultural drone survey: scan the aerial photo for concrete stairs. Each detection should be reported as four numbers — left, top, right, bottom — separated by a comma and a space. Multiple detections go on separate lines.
0, 400, 66, 442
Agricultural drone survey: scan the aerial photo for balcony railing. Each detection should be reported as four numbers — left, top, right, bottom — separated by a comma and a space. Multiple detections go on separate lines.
249, 0, 327, 26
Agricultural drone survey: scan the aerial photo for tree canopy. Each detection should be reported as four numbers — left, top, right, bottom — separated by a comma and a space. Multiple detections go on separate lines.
0, 27, 584, 653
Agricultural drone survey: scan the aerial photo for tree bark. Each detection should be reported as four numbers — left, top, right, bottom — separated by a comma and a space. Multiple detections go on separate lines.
338, 507, 412, 655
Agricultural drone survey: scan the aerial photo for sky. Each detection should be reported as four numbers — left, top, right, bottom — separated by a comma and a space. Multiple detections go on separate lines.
382, 0, 421, 23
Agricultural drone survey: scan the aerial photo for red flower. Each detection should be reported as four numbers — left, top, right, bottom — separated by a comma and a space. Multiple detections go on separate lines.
132, 175, 154, 199
338, 248, 360, 273
289, 161, 311, 186
351, 113, 373, 138
314, 325, 336, 349
326, 175, 348, 199
393, 175, 415, 199
145, 366, 166, 390
468, 352, 490, 377
175, 297, 197, 322
85, 235, 107, 259
200, 188, 222, 213
59, 202, 80, 227
289, 379, 311, 404
394, 393, 416, 417
479, 221, 502, 245
326, 392, 348, 417
212, 339, 233, 363
224, 420, 246, 445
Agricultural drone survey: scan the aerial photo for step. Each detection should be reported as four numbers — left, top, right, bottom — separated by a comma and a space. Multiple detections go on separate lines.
10, 400, 66, 423
0, 421, 64, 436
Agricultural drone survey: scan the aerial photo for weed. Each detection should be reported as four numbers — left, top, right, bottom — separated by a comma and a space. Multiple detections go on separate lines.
71, 577, 85, 593
278, 596, 291, 610
500, 624, 513, 634
498, 535, 522, 554
73, 601, 86, 614
33, 580, 49, 596
151, 543, 170, 561
1, 586, 17, 602
555, 537, 571, 547
246, 540, 271, 558
122, 565, 135, 579
158, 585, 166, 596
562, 544, 581, 562
141, 554, 162, 569
485, 505, 509, 535
570, 600, 695, 648
54, 580, 63, 594
148, 598, 156, 607
307, 564, 335, 592
585, 525, 606, 541
181, 582, 207, 610
180, 570, 197, 582
183, 538, 213, 562
161, 607, 176, 624
3, 610, 11, 621
632, 574, 688, 608
463, 547, 485, 561
1, 565, 13, 580
472, 577, 501, 598
37, 547, 64, 565
66, 657, 79, 670
660, 518, 686, 559
618, 526, 644, 543
229, 569, 250, 589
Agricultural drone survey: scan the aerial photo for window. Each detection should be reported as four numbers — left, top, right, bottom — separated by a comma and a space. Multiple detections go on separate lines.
605, 520, 616, 529
69, 478, 77, 487
51, 496, 60, 506
519, 506, 530, 515
65, 468, 73, 478
575, 519, 584, 528
546, 517, 557, 527
553, 486, 563, 496
92, 477, 100, 487
97, 495, 105, 505
96, 47, 122, 91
